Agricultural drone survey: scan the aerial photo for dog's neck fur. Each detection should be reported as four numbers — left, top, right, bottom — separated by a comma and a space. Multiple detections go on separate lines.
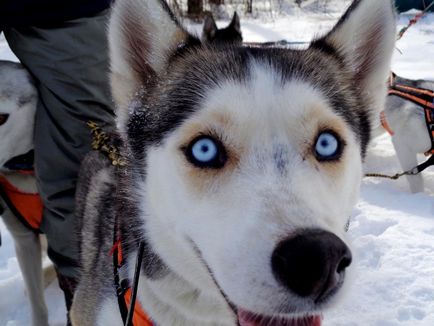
121, 238, 235, 325
115, 167, 235, 325
133, 243, 235, 325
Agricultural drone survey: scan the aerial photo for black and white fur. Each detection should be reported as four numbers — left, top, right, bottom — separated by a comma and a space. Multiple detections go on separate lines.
202, 12, 243, 45
71, 0, 396, 325
373, 74, 434, 193
0, 60, 50, 326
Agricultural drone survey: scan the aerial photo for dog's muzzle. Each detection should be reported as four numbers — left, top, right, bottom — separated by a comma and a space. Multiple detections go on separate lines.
191, 229, 350, 326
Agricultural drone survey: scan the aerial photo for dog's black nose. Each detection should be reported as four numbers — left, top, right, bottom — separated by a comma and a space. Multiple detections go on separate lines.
271, 229, 352, 302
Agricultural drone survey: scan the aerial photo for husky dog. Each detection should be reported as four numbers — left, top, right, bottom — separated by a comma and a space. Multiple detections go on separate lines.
373, 74, 434, 193
0, 60, 49, 326
71, 0, 396, 325
202, 12, 242, 44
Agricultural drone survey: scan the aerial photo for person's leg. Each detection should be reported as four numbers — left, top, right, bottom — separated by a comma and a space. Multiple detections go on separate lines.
56, 270, 79, 326
4, 9, 115, 323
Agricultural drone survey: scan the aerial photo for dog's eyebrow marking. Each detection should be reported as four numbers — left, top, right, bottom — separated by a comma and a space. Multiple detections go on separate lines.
273, 143, 289, 175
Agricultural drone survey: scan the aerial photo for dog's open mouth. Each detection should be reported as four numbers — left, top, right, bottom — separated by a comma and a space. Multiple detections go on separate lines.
238, 310, 321, 326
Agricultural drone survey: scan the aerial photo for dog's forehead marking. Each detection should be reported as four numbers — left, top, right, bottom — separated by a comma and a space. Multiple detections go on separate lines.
128, 46, 366, 164
164, 61, 356, 196
197, 61, 349, 140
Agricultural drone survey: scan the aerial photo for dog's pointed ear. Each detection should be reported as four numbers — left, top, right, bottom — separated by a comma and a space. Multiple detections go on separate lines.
311, 0, 396, 122
203, 14, 218, 42
230, 12, 241, 34
109, 0, 199, 117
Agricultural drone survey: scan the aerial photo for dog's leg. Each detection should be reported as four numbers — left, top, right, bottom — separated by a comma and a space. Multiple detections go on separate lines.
392, 137, 424, 193
1, 206, 49, 326
37, 234, 58, 288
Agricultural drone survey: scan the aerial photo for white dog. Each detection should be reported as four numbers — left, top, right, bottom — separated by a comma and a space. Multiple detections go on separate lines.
0, 60, 50, 326
373, 73, 434, 193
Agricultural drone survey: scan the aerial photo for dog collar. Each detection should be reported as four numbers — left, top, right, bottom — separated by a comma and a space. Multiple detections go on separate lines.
110, 237, 154, 326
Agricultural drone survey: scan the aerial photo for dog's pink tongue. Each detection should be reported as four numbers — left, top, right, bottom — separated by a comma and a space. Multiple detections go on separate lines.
237, 310, 321, 326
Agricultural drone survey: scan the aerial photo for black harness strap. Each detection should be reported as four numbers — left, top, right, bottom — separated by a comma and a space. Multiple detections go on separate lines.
414, 154, 434, 174
125, 241, 145, 326
112, 216, 149, 326
112, 221, 129, 324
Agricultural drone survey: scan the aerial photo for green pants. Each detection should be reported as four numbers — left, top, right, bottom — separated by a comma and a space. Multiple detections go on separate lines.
2, 10, 115, 278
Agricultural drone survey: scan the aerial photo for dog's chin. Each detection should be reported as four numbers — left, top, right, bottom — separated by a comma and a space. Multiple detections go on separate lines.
237, 310, 322, 326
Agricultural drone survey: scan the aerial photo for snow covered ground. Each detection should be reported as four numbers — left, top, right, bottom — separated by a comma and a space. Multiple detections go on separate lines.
1, 1, 434, 325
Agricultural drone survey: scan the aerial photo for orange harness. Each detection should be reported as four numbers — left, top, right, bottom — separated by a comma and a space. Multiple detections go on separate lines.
0, 172, 43, 232
110, 239, 154, 326
386, 73, 434, 155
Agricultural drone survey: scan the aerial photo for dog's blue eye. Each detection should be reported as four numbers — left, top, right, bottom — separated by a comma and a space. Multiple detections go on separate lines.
315, 132, 340, 160
192, 138, 217, 162
186, 136, 226, 168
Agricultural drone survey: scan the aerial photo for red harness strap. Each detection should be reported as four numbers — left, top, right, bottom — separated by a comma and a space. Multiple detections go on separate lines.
110, 240, 154, 326
0, 173, 43, 232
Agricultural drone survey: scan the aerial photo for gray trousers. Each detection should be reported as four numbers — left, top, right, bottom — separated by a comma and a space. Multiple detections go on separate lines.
2, 10, 115, 278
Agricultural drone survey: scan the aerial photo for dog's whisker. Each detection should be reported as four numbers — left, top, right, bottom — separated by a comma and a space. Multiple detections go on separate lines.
186, 237, 240, 325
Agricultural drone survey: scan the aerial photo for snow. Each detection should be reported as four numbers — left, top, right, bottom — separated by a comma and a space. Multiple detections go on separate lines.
1, 1, 434, 325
